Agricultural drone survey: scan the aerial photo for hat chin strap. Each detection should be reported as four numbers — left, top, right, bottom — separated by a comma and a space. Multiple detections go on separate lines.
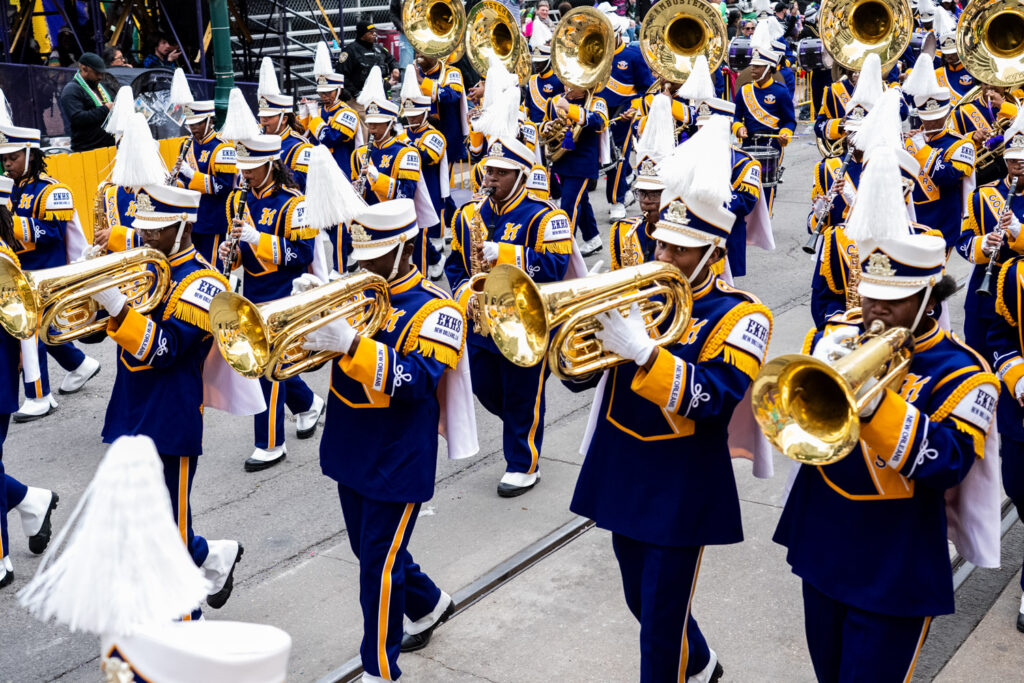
688, 244, 718, 283
387, 241, 405, 281
170, 219, 188, 256
911, 283, 935, 332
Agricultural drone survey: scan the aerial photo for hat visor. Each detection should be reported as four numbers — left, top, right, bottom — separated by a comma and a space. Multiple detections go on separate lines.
634, 177, 666, 191
650, 226, 712, 249
917, 105, 950, 121
749, 56, 775, 67
183, 113, 213, 125
531, 54, 549, 61
235, 155, 277, 170
940, 46, 958, 55
258, 108, 290, 118
401, 106, 431, 117
0, 142, 32, 154
857, 279, 927, 302
364, 114, 395, 124
484, 157, 527, 171
352, 228, 419, 261
132, 213, 195, 230
316, 84, 343, 93
1005, 149, 1024, 161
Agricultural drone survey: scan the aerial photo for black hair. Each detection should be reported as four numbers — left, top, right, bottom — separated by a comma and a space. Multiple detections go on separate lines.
102, 45, 123, 66
0, 204, 19, 251
270, 160, 299, 190
26, 148, 47, 180
929, 274, 958, 306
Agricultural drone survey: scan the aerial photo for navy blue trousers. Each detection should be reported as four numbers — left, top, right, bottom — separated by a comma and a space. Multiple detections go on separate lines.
612, 533, 711, 682
468, 343, 548, 475
605, 116, 633, 205
254, 375, 314, 449
1, 416, 31, 558
161, 454, 209, 568
338, 483, 441, 680
1002, 437, 1024, 591
801, 581, 931, 683
560, 175, 600, 242
24, 337, 85, 398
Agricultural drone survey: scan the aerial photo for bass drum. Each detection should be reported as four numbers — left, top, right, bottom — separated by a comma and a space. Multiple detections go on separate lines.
728, 37, 753, 71
907, 29, 937, 64
797, 38, 833, 71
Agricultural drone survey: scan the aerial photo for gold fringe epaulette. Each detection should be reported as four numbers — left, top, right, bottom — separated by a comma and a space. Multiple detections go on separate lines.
162, 268, 229, 332
401, 298, 465, 369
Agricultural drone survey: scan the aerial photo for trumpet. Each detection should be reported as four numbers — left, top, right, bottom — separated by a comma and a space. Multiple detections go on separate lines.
479, 261, 692, 380
208, 271, 391, 382
751, 319, 913, 466
0, 247, 171, 343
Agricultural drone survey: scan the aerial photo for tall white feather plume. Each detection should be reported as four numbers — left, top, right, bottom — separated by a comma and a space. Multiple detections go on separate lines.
750, 20, 773, 53
357, 66, 386, 107
400, 64, 421, 103
767, 16, 785, 40
313, 41, 334, 77
18, 436, 210, 637
110, 113, 168, 187
219, 88, 261, 141
844, 145, 910, 242
258, 57, 281, 97
917, 0, 936, 18
168, 68, 194, 106
482, 57, 517, 111
474, 80, 521, 141
662, 115, 732, 206
851, 88, 903, 152
679, 55, 714, 102
901, 53, 940, 97
0, 89, 13, 126
304, 146, 366, 230
634, 94, 675, 164
846, 52, 882, 111
933, 7, 956, 36
103, 86, 136, 136
1001, 101, 1024, 142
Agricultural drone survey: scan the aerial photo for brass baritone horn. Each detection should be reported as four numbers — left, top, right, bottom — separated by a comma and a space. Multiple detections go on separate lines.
208, 271, 391, 382
403, 0, 466, 59
958, 0, 1024, 89
480, 262, 692, 380
751, 320, 913, 466
638, 0, 728, 83
466, 0, 525, 81
0, 247, 170, 343
818, 0, 913, 72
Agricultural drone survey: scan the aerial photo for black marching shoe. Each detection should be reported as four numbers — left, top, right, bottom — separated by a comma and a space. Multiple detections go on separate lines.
1017, 609, 1024, 634
206, 543, 244, 609
400, 598, 455, 653
0, 569, 12, 589
27, 492, 59, 555
497, 471, 539, 498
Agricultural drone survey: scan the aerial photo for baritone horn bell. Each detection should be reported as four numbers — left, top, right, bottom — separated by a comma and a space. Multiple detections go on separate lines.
638, 0, 728, 83
403, 0, 466, 59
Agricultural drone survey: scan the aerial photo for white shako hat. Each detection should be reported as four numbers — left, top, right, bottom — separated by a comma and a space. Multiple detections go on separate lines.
749, 20, 780, 67
695, 97, 736, 124
358, 66, 399, 123
313, 42, 345, 92
234, 134, 282, 170
0, 174, 13, 209
130, 184, 201, 229
484, 135, 535, 171
182, 101, 215, 125
843, 52, 883, 132
399, 64, 431, 116
633, 93, 674, 191
852, 88, 921, 178
348, 198, 420, 260
856, 233, 946, 300
901, 53, 951, 120
0, 123, 40, 154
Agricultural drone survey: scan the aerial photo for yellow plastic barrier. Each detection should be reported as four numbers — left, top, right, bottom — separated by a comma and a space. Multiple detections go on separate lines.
45, 137, 185, 241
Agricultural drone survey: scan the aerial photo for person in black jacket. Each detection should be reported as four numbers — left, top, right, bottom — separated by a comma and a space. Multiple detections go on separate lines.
338, 18, 400, 102
59, 52, 115, 152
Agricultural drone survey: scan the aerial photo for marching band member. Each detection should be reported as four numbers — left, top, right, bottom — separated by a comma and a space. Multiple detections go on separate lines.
933, 11, 974, 107
957, 108, 1024, 360
609, 93, 674, 270
526, 41, 562, 125
0, 122, 99, 421
301, 198, 466, 681
91, 184, 246, 616
598, 21, 654, 220
568, 119, 773, 682
0, 177, 59, 589
950, 83, 1017, 186
776, 180, 1000, 680
814, 65, 857, 153
733, 20, 796, 214
257, 58, 313, 190
414, 51, 468, 170
901, 53, 977, 251
220, 135, 326, 472
399, 65, 448, 280
447, 135, 573, 496
543, 77, 609, 256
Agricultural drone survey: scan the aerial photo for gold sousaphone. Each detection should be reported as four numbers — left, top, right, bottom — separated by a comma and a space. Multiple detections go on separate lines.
466, 0, 530, 84
403, 0, 466, 59
543, 6, 615, 161
0, 247, 170, 343
480, 261, 692, 380
638, 0, 728, 84
208, 272, 391, 382
751, 320, 913, 466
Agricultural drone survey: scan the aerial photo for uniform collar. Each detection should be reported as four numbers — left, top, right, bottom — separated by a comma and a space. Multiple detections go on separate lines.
374, 134, 396, 148
253, 180, 277, 200
169, 246, 196, 267
614, 42, 625, 56
389, 267, 423, 294
199, 128, 217, 144
541, 68, 554, 79
755, 78, 773, 89
691, 273, 715, 300
914, 321, 943, 351
423, 62, 441, 77
323, 100, 342, 114
494, 185, 528, 213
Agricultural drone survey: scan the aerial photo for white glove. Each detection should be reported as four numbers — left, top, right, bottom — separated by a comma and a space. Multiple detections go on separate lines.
302, 316, 356, 353
588, 259, 605, 275
291, 273, 325, 296
366, 162, 380, 182
1014, 376, 1024, 403
909, 132, 926, 152
1008, 215, 1021, 240
811, 326, 860, 363
239, 222, 261, 245
857, 376, 884, 418
482, 241, 500, 264
92, 286, 127, 317
811, 195, 828, 219
594, 302, 656, 365
178, 163, 195, 181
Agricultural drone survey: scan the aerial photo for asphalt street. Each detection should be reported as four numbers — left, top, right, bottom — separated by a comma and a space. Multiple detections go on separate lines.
0, 126, 1018, 682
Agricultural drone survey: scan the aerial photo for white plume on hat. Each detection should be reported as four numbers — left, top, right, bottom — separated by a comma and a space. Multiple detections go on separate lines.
0, 89, 13, 126
258, 56, 281, 98
1001, 103, 1024, 145
900, 53, 941, 98
110, 113, 168, 187
18, 436, 210, 637
482, 57, 518, 111
846, 52, 883, 112
304, 145, 366, 230
663, 114, 733, 207
220, 88, 262, 141
751, 20, 773, 53
917, 0, 936, 19
530, 19, 552, 50
400, 64, 422, 103
357, 65, 387, 107
933, 7, 956, 37
767, 15, 786, 40
474, 70, 521, 142
313, 41, 334, 78
104, 85, 136, 136
852, 88, 903, 152
169, 68, 194, 107
679, 55, 715, 102
634, 94, 675, 164
845, 145, 910, 242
